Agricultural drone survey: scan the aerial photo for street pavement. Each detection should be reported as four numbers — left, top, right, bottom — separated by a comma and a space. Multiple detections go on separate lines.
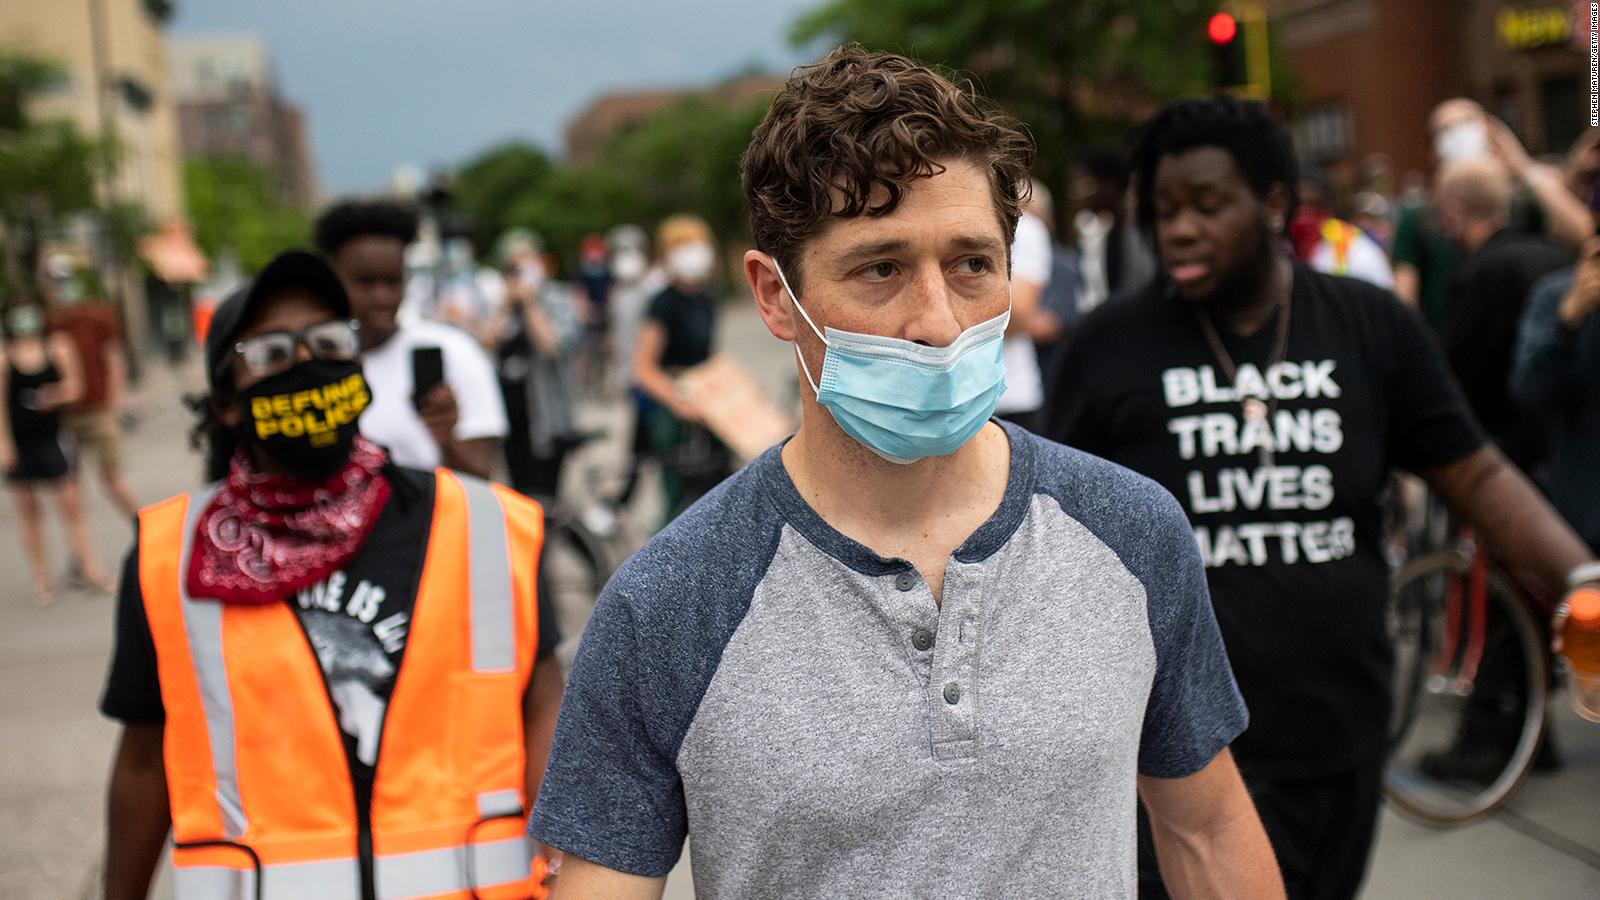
2, 304, 1597, 898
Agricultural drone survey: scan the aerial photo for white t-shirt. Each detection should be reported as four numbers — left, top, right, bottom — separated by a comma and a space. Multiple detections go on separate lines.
359, 319, 509, 470
999, 213, 1049, 415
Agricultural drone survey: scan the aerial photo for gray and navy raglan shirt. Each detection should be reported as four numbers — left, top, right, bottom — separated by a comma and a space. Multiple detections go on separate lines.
530, 421, 1247, 898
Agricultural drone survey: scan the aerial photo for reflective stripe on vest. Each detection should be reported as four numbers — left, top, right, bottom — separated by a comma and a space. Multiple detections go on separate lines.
171, 837, 531, 900
477, 788, 523, 819
173, 483, 249, 840
376, 836, 532, 899
459, 475, 515, 672
174, 855, 359, 900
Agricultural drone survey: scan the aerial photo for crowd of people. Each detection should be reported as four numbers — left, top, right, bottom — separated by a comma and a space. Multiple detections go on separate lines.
2, 38, 1598, 900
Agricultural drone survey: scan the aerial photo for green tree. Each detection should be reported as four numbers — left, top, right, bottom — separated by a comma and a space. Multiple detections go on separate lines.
456, 92, 774, 273
184, 154, 310, 273
499, 165, 634, 266
789, 0, 1217, 190
595, 94, 771, 247
0, 54, 66, 131
452, 141, 554, 252
0, 53, 111, 289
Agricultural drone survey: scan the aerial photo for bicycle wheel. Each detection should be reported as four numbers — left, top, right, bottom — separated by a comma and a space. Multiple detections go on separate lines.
1384, 551, 1548, 826
540, 516, 615, 670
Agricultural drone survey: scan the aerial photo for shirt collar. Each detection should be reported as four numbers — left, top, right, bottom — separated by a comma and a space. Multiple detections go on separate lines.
755, 420, 1037, 576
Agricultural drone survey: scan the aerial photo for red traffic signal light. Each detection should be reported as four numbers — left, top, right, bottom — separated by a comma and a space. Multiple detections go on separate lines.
1208, 12, 1239, 45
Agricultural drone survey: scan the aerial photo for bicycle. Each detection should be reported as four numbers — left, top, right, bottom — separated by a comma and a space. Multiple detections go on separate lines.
519, 430, 638, 669
1384, 525, 1560, 826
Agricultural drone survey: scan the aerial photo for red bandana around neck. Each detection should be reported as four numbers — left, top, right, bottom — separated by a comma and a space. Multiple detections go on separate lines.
185, 436, 394, 604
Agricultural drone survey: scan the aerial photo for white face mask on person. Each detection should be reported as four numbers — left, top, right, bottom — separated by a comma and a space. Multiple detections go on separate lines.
1435, 120, 1488, 162
611, 250, 648, 283
666, 242, 715, 284
5, 304, 44, 338
518, 260, 547, 294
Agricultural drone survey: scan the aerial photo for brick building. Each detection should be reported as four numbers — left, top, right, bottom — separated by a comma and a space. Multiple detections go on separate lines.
563, 73, 785, 165
168, 37, 318, 211
1275, 0, 1595, 183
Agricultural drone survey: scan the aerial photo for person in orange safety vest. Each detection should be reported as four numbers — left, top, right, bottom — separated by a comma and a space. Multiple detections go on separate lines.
100, 250, 562, 900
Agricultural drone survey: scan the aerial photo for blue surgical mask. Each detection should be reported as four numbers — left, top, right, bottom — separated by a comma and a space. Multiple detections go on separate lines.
774, 261, 1008, 464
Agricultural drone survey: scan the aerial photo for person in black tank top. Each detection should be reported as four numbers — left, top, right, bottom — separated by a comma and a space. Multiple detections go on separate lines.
629, 214, 733, 526
1, 303, 113, 605
7, 341, 69, 479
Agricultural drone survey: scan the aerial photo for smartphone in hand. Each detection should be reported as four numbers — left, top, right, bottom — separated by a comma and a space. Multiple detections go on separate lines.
411, 346, 445, 411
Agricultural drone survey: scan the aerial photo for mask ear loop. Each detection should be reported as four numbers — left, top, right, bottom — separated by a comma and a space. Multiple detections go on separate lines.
773, 260, 827, 395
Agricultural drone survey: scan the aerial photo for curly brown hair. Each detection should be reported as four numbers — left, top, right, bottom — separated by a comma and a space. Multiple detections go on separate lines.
741, 46, 1034, 290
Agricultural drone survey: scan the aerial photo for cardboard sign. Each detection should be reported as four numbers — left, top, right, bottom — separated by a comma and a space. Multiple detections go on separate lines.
677, 353, 795, 460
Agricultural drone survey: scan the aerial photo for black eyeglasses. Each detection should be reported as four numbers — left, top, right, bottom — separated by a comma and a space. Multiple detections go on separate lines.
233, 320, 361, 378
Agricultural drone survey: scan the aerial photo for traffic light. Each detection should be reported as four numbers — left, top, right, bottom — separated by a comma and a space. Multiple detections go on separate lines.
1208, 11, 1245, 89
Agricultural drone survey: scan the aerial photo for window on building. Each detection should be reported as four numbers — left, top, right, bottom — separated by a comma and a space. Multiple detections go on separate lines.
118, 77, 153, 117
224, 59, 248, 94
142, 0, 174, 24
1291, 104, 1353, 166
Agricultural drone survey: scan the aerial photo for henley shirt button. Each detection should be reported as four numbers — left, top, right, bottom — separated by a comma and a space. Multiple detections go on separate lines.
894, 572, 918, 592
943, 682, 961, 704
912, 629, 934, 651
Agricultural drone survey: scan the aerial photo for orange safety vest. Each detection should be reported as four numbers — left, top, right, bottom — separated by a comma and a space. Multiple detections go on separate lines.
139, 470, 547, 900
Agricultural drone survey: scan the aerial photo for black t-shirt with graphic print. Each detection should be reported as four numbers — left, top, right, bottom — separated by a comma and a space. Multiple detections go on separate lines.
100, 466, 558, 786
1046, 265, 1485, 778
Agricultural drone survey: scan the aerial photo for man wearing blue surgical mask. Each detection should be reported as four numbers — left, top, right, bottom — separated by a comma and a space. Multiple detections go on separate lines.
530, 47, 1282, 900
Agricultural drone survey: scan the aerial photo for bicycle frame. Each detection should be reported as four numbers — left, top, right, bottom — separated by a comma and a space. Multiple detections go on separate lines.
1414, 528, 1559, 698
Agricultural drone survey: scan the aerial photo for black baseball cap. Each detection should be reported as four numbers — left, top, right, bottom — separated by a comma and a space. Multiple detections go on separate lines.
205, 249, 352, 388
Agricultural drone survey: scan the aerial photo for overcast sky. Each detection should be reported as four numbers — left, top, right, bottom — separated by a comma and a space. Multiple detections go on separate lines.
171, 0, 819, 194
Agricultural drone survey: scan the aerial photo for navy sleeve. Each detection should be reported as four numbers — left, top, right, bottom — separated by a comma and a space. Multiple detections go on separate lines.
1134, 492, 1248, 778
528, 465, 781, 877
529, 583, 687, 876
100, 531, 165, 724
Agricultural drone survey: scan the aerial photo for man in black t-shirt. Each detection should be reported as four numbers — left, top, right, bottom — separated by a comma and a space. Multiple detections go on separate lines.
1045, 97, 1598, 900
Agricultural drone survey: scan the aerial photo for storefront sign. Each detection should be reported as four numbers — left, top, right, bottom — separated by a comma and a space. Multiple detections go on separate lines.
1498, 6, 1572, 50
